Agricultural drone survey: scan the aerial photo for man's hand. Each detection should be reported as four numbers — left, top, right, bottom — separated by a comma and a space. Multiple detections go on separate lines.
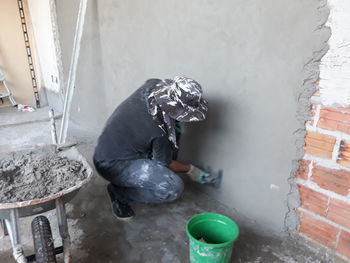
186, 165, 210, 184
168, 162, 211, 184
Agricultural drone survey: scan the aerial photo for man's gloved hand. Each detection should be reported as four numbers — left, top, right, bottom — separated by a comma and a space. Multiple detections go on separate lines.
186, 164, 211, 184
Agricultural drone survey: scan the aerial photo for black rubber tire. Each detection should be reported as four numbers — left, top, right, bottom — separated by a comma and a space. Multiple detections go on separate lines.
31, 216, 57, 263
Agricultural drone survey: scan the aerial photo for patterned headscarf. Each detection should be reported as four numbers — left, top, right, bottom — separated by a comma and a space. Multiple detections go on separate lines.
147, 76, 208, 148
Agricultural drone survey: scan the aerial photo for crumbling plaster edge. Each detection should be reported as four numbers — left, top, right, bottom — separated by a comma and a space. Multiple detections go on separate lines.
284, 0, 332, 233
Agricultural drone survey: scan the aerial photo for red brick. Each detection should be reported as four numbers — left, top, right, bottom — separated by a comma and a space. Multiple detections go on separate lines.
337, 230, 350, 259
296, 160, 310, 180
338, 140, 350, 168
338, 160, 350, 169
307, 131, 336, 144
312, 165, 350, 196
322, 107, 350, 121
327, 199, 350, 229
305, 131, 336, 159
298, 185, 329, 216
306, 146, 333, 159
305, 137, 335, 151
318, 107, 350, 135
299, 212, 339, 249
319, 118, 350, 134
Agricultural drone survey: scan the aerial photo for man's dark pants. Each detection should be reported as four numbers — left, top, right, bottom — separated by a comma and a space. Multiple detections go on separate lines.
94, 158, 184, 205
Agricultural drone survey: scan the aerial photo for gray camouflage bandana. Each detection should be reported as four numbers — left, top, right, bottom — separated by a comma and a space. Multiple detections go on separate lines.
147, 76, 208, 148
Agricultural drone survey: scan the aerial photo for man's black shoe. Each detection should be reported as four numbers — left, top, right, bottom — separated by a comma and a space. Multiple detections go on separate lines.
107, 184, 135, 220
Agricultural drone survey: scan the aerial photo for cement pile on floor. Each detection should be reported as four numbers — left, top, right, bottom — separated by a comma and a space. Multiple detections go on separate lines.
0, 149, 88, 203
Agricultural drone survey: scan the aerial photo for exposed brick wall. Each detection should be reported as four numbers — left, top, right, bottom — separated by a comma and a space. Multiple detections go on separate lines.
297, 101, 350, 259
296, 0, 350, 259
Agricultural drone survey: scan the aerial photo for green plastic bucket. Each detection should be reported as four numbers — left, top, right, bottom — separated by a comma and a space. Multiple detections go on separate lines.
186, 213, 239, 263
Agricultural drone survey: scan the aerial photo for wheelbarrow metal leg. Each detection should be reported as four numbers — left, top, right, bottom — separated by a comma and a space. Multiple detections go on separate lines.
5, 209, 27, 263
56, 198, 71, 263
0, 218, 8, 236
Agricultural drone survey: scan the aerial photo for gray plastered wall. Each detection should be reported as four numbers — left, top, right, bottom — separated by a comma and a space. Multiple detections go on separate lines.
55, 0, 330, 236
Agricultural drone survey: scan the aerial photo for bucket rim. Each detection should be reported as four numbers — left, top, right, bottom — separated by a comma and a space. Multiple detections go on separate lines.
186, 212, 239, 248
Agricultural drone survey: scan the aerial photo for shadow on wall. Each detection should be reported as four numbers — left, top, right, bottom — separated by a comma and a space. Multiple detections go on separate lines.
179, 96, 233, 167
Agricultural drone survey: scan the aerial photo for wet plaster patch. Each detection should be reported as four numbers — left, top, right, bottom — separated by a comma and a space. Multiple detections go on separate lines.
0, 147, 88, 203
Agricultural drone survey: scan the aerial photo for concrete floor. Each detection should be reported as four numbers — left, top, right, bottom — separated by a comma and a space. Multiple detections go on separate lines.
0, 105, 61, 128
0, 106, 348, 262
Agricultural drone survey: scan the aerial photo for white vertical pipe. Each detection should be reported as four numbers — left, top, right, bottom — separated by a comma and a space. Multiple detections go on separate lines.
49, 108, 58, 145
58, 0, 88, 144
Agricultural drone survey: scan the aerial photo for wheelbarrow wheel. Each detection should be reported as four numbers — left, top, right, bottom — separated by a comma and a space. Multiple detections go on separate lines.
31, 216, 57, 263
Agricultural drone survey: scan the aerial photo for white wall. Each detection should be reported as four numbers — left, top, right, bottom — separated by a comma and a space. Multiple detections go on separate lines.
26, 0, 64, 111
320, 0, 350, 107
27, 0, 61, 93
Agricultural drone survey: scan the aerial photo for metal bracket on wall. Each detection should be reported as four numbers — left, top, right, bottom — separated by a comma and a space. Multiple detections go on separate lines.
17, 0, 40, 108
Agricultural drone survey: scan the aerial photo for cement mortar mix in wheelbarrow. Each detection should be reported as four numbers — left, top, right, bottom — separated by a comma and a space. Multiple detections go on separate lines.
0, 145, 93, 263
0, 145, 93, 207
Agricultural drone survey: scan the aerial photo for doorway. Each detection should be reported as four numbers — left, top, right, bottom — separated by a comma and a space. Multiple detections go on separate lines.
0, 0, 36, 106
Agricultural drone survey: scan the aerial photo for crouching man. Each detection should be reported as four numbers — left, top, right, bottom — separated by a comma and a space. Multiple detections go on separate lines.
93, 77, 210, 219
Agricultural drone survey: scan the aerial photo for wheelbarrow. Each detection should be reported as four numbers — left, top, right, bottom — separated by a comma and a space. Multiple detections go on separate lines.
0, 146, 93, 263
